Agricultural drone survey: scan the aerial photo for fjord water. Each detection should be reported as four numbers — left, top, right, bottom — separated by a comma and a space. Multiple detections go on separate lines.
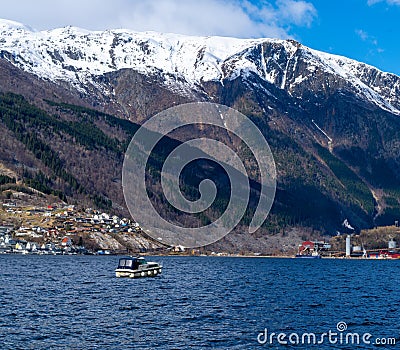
0, 256, 398, 349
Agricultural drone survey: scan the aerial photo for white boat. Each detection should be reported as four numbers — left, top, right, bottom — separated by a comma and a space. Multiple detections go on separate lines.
115, 256, 162, 278
295, 250, 321, 259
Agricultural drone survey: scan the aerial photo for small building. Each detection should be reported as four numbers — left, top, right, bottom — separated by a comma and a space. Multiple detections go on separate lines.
61, 237, 72, 247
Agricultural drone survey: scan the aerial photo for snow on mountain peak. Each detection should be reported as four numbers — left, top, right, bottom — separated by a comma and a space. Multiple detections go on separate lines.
0, 22, 266, 86
0, 20, 399, 114
0, 18, 35, 32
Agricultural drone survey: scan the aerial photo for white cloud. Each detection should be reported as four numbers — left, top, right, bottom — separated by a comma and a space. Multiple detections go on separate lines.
368, 0, 400, 5
117, 0, 287, 38
0, 0, 317, 39
276, 0, 317, 27
355, 29, 369, 41
355, 29, 384, 54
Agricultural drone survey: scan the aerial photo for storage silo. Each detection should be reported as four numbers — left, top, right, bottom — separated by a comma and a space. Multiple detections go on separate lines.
346, 235, 351, 257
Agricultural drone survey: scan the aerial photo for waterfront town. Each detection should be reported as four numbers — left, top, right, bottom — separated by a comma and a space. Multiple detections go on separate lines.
1, 195, 400, 259
0, 200, 166, 255
1, 187, 399, 257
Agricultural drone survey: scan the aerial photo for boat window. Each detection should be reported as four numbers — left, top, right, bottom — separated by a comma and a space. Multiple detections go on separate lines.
125, 260, 133, 268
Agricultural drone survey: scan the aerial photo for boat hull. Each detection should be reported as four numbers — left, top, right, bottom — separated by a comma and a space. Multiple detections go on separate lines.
295, 254, 321, 259
115, 265, 162, 278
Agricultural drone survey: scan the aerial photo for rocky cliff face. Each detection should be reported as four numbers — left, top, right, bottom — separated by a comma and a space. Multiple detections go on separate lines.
0, 19, 400, 252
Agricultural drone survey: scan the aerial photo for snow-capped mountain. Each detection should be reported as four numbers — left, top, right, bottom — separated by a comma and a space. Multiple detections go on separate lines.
1, 18, 400, 239
1, 18, 399, 114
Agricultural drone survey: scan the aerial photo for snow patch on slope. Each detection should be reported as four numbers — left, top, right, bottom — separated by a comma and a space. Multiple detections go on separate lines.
309, 49, 400, 114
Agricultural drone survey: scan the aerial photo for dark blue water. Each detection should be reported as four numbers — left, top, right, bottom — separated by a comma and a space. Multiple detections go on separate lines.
0, 256, 399, 349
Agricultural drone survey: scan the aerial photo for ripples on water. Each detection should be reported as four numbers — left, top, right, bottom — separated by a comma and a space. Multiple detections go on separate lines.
0, 256, 399, 349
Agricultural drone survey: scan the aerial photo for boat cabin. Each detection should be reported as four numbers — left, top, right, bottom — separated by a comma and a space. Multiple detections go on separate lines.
117, 257, 147, 270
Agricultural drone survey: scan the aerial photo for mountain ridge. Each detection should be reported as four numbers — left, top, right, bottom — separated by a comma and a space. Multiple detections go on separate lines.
1, 18, 399, 115
0, 19, 400, 252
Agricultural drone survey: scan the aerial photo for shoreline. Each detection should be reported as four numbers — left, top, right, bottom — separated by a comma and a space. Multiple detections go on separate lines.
2, 251, 400, 260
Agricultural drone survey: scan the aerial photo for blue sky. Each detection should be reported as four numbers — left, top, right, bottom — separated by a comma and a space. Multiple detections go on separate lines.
294, 0, 400, 76
2, 0, 400, 75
